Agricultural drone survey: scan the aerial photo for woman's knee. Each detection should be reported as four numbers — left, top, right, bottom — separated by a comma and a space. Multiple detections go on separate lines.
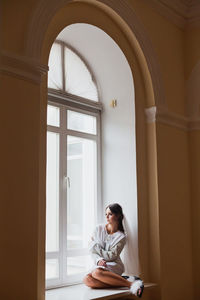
83, 274, 95, 287
92, 268, 104, 279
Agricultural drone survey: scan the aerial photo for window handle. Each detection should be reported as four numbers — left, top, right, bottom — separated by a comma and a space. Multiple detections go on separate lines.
64, 175, 70, 188
67, 176, 71, 188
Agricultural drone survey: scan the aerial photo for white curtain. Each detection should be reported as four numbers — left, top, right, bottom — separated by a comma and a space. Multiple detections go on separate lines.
122, 217, 140, 276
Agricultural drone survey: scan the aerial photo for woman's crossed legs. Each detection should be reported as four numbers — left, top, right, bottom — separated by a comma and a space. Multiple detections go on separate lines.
83, 268, 131, 289
83, 268, 144, 297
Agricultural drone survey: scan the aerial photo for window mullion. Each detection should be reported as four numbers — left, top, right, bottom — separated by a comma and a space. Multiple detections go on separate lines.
96, 113, 102, 224
66, 129, 98, 141
47, 125, 62, 133
59, 106, 67, 284
62, 43, 66, 92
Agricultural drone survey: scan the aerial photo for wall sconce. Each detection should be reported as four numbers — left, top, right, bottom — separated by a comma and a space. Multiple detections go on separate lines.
110, 99, 117, 108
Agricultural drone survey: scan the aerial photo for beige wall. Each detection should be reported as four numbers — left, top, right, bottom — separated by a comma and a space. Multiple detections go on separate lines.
128, 0, 185, 115
0, 74, 43, 299
156, 124, 193, 300
0, 1, 199, 300
189, 131, 200, 300
185, 25, 200, 300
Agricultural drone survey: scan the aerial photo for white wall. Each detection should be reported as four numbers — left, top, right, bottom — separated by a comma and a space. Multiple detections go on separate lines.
58, 23, 139, 274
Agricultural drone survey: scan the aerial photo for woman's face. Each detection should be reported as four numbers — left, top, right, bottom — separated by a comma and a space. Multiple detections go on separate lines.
105, 207, 118, 225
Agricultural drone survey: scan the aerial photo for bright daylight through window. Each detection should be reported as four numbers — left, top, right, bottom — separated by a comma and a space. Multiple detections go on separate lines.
46, 41, 101, 288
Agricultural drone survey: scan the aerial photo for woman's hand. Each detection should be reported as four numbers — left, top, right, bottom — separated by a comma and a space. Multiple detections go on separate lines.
97, 259, 107, 267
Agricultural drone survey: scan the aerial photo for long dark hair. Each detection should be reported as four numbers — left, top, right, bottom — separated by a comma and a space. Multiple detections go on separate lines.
106, 203, 125, 233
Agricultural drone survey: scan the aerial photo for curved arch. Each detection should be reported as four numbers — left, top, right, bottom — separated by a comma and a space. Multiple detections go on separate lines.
25, 0, 165, 109
25, 0, 161, 288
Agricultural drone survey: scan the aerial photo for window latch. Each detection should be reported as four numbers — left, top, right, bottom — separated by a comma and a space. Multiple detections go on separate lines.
66, 176, 70, 188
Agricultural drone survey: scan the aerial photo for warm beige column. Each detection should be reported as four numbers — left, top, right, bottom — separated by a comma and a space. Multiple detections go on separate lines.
145, 108, 161, 300
156, 121, 193, 300
189, 131, 200, 300
0, 66, 47, 300
185, 24, 200, 300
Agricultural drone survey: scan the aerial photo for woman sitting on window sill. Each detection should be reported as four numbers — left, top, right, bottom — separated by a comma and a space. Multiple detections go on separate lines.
83, 203, 144, 298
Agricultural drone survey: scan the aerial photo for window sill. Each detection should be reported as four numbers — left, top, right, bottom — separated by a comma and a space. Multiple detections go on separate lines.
46, 282, 157, 300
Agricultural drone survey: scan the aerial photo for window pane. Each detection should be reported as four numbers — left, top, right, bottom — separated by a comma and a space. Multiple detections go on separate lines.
48, 43, 62, 89
46, 132, 59, 252
47, 105, 60, 127
67, 110, 97, 134
46, 259, 59, 279
64, 47, 98, 101
67, 136, 97, 250
67, 255, 91, 275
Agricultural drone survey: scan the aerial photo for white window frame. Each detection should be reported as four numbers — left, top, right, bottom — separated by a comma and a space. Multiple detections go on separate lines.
46, 91, 102, 289
48, 40, 99, 102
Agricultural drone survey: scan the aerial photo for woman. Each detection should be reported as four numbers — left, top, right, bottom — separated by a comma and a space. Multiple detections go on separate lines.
83, 203, 144, 297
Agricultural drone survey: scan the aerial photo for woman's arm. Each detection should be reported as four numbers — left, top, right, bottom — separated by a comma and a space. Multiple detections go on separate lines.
90, 251, 105, 265
91, 237, 126, 262
89, 226, 105, 265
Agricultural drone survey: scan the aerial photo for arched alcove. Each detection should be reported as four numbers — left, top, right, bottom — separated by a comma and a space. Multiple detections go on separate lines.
26, 0, 166, 109
26, 1, 161, 298
46, 22, 140, 288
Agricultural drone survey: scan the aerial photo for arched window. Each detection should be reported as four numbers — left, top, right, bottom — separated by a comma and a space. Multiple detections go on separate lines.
48, 41, 98, 101
46, 41, 102, 288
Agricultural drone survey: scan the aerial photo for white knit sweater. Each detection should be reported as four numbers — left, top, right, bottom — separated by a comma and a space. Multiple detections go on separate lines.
88, 224, 126, 275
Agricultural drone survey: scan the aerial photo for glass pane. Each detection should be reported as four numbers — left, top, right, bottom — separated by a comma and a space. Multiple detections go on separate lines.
47, 105, 60, 127
65, 47, 98, 101
48, 43, 62, 90
46, 132, 59, 252
67, 255, 91, 275
67, 136, 97, 250
46, 259, 59, 279
67, 110, 97, 134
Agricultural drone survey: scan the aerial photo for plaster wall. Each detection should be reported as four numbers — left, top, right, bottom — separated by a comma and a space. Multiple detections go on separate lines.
0, 74, 42, 300
0, 1, 198, 300
189, 131, 200, 299
185, 25, 200, 300
185, 26, 200, 77
156, 123, 193, 300
127, 0, 185, 115
1, 0, 38, 54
